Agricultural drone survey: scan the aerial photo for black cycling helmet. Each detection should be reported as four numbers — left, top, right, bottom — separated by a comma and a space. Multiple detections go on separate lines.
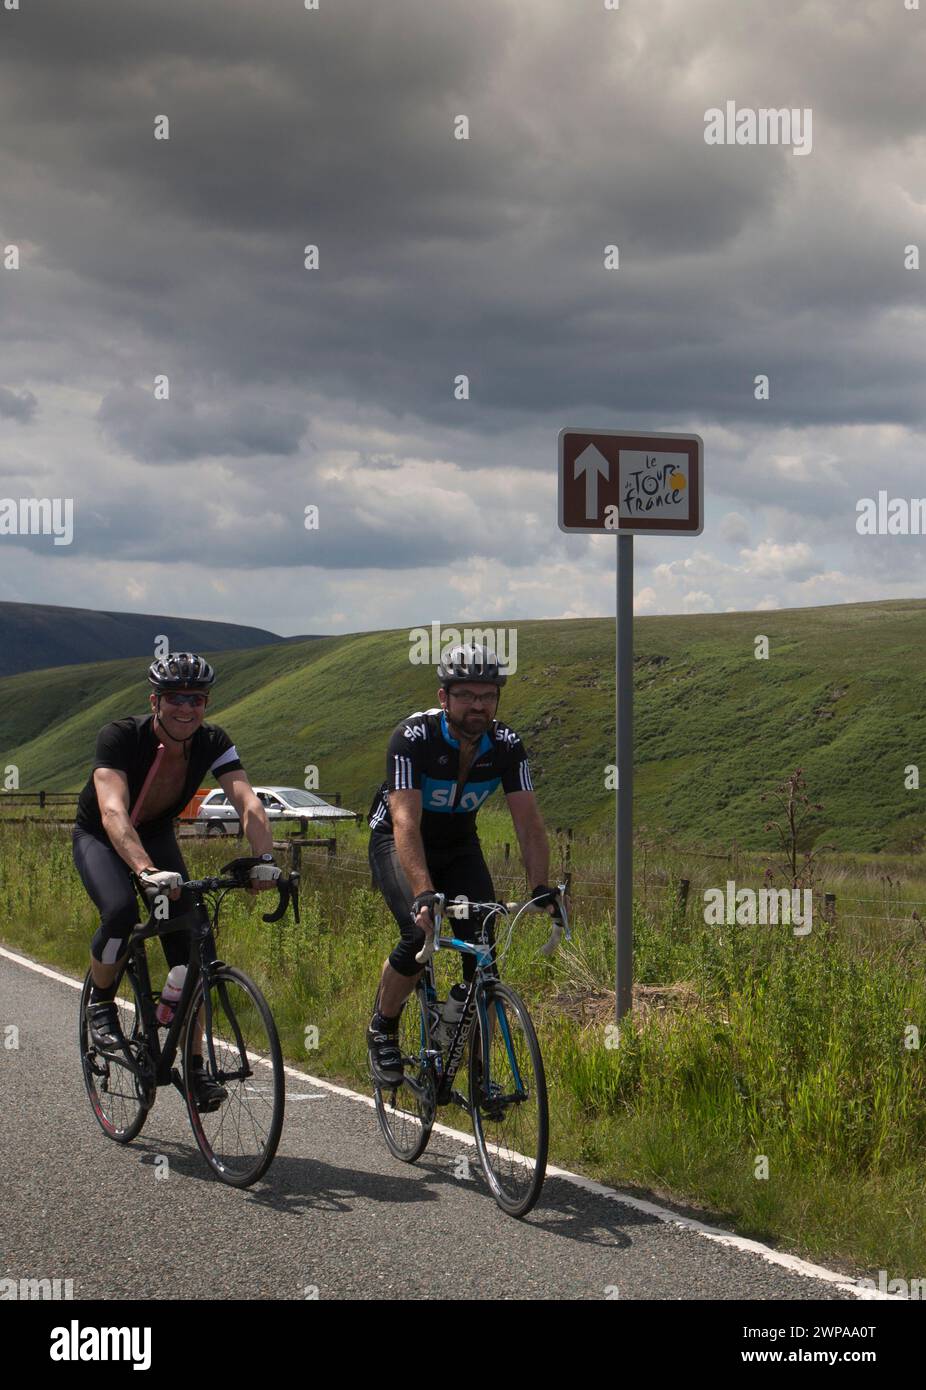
437, 643, 508, 689
147, 652, 215, 691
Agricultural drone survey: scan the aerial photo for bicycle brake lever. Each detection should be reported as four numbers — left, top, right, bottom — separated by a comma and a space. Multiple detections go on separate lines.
540, 921, 564, 957
413, 898, 443, 965
262, 877, 291, 924
539, 886, 570, 956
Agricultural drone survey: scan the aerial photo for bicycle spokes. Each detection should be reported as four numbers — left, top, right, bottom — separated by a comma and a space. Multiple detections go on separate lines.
79, 971, 150, 1144
372, 989, 436, 1162
183, 967, 284, 1188
469, 984, 549, 1218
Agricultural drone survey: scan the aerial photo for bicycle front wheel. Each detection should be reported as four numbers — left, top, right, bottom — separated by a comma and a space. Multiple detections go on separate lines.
183, 966, 285, 1188
469, 981, 548, 1218
78, 968, 149, 1143
373, 986, 435, 1162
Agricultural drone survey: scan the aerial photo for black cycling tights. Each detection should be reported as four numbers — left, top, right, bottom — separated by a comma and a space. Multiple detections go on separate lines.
73, 825, 193, 975
369, 832, 497, 982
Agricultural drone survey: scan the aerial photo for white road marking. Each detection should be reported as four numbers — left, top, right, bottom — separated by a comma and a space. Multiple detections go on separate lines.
0, 942, 899, 1300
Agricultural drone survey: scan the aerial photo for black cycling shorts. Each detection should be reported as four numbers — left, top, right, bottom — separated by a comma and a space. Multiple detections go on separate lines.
369, 831, 497, 981
73, 824, 193, 968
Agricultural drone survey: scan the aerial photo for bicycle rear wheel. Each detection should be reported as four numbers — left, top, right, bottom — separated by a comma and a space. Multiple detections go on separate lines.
183, 966, 285, 1188
78, 968, 149, 1143
469, 981, 548, 1217
373, 986, 435, 1162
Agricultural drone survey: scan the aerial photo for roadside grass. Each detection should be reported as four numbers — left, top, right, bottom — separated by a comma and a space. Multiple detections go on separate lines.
2, 819, 926, 1280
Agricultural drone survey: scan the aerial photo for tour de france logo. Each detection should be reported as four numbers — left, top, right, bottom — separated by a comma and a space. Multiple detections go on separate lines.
618, 450, 690, 520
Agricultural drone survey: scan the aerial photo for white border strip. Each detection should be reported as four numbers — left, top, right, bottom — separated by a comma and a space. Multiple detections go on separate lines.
0, 943, 898, 1300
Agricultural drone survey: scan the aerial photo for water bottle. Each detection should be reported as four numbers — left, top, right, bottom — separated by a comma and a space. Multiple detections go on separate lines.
435, 983, 468, 1049
156, 965, 187, 1025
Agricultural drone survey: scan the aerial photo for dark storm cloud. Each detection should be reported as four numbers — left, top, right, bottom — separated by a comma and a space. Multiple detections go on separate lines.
96, 387, 306, 462
4, 0, 922, 439
1, 0, 925, 620
0, 386, 38, 423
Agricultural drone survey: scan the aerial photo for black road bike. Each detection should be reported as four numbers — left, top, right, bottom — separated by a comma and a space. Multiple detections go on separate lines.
78, 857, 299, 1188
372, 887, 569, 1218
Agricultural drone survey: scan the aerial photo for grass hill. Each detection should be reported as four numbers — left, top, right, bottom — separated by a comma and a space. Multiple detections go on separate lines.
1, 599, 925, 852
0, 602, 290, 678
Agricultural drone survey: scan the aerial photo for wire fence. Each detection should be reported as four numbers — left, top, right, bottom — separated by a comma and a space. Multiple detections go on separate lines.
4, 799, 926, 926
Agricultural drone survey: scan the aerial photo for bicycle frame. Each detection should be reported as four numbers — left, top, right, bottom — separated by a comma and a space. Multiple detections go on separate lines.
121, 907, 226, 1097
110, 865, 298, 1099
408, 907, 525, 1113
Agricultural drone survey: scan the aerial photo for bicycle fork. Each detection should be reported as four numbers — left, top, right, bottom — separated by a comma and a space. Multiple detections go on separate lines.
196, 962, 255, 1086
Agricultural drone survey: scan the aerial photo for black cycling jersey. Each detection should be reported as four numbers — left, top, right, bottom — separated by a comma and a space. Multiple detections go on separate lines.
368, 708, 533, 848
75, 714, 243, 837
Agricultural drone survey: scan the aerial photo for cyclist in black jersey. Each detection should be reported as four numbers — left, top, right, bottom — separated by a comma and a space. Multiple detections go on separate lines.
73, 652, 280, 1107
366, 643, 562, 1085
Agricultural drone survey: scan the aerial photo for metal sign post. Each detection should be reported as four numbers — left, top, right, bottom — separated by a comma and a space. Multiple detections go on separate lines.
558, 428, 704, 1024
616, 533, 633, 1021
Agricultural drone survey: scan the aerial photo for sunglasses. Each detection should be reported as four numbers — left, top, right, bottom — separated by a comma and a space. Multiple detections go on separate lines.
161, 692, 208, 708
449, 690, 498, 706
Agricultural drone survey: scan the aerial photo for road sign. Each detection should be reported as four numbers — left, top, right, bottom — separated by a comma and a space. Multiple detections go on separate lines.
558, 428, 703, 536
556, 426, 705, 1024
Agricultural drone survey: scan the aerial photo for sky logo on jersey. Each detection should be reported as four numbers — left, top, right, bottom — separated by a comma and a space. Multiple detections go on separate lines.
403, 723, 427, 741
421, 777, 499, 813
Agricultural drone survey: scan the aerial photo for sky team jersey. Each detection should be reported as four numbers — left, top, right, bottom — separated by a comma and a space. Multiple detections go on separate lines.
368, 708, 534, 847
75, 714, 243, 837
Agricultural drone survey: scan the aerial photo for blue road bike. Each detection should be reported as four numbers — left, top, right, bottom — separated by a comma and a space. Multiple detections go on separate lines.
372, 887, 569, 1218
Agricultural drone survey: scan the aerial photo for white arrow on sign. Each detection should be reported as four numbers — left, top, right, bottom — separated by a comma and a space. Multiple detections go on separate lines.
573, 444, 610, 520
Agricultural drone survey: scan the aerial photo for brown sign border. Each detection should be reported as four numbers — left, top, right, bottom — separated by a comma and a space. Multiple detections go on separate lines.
557, 428, 703, 535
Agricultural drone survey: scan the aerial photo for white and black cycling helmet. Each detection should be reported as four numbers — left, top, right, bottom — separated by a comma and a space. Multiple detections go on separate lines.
147, 652, 215, 691
437, 643, 508, 689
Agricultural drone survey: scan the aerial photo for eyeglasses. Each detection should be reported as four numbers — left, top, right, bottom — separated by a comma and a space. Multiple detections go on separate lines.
162, 692, 207, 707
450, 690, 498, 706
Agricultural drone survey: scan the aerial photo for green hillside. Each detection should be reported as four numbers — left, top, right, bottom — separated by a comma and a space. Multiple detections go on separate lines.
2, 599, 925, 852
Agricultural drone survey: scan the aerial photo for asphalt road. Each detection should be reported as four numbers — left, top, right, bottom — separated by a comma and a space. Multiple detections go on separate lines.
0, 949, 870, 1301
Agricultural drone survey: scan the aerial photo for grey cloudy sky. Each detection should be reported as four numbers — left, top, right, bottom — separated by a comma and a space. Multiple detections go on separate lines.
1, 0, 925, 634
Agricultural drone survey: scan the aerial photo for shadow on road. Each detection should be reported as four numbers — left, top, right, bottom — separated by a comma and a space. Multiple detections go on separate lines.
134, 1138, 657, 1251
135, 1139, 443, 1213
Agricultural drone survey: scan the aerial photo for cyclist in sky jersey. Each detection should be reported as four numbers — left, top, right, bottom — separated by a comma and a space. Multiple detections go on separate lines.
366, 642, 562, 1085
73, 652, 280, 1107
